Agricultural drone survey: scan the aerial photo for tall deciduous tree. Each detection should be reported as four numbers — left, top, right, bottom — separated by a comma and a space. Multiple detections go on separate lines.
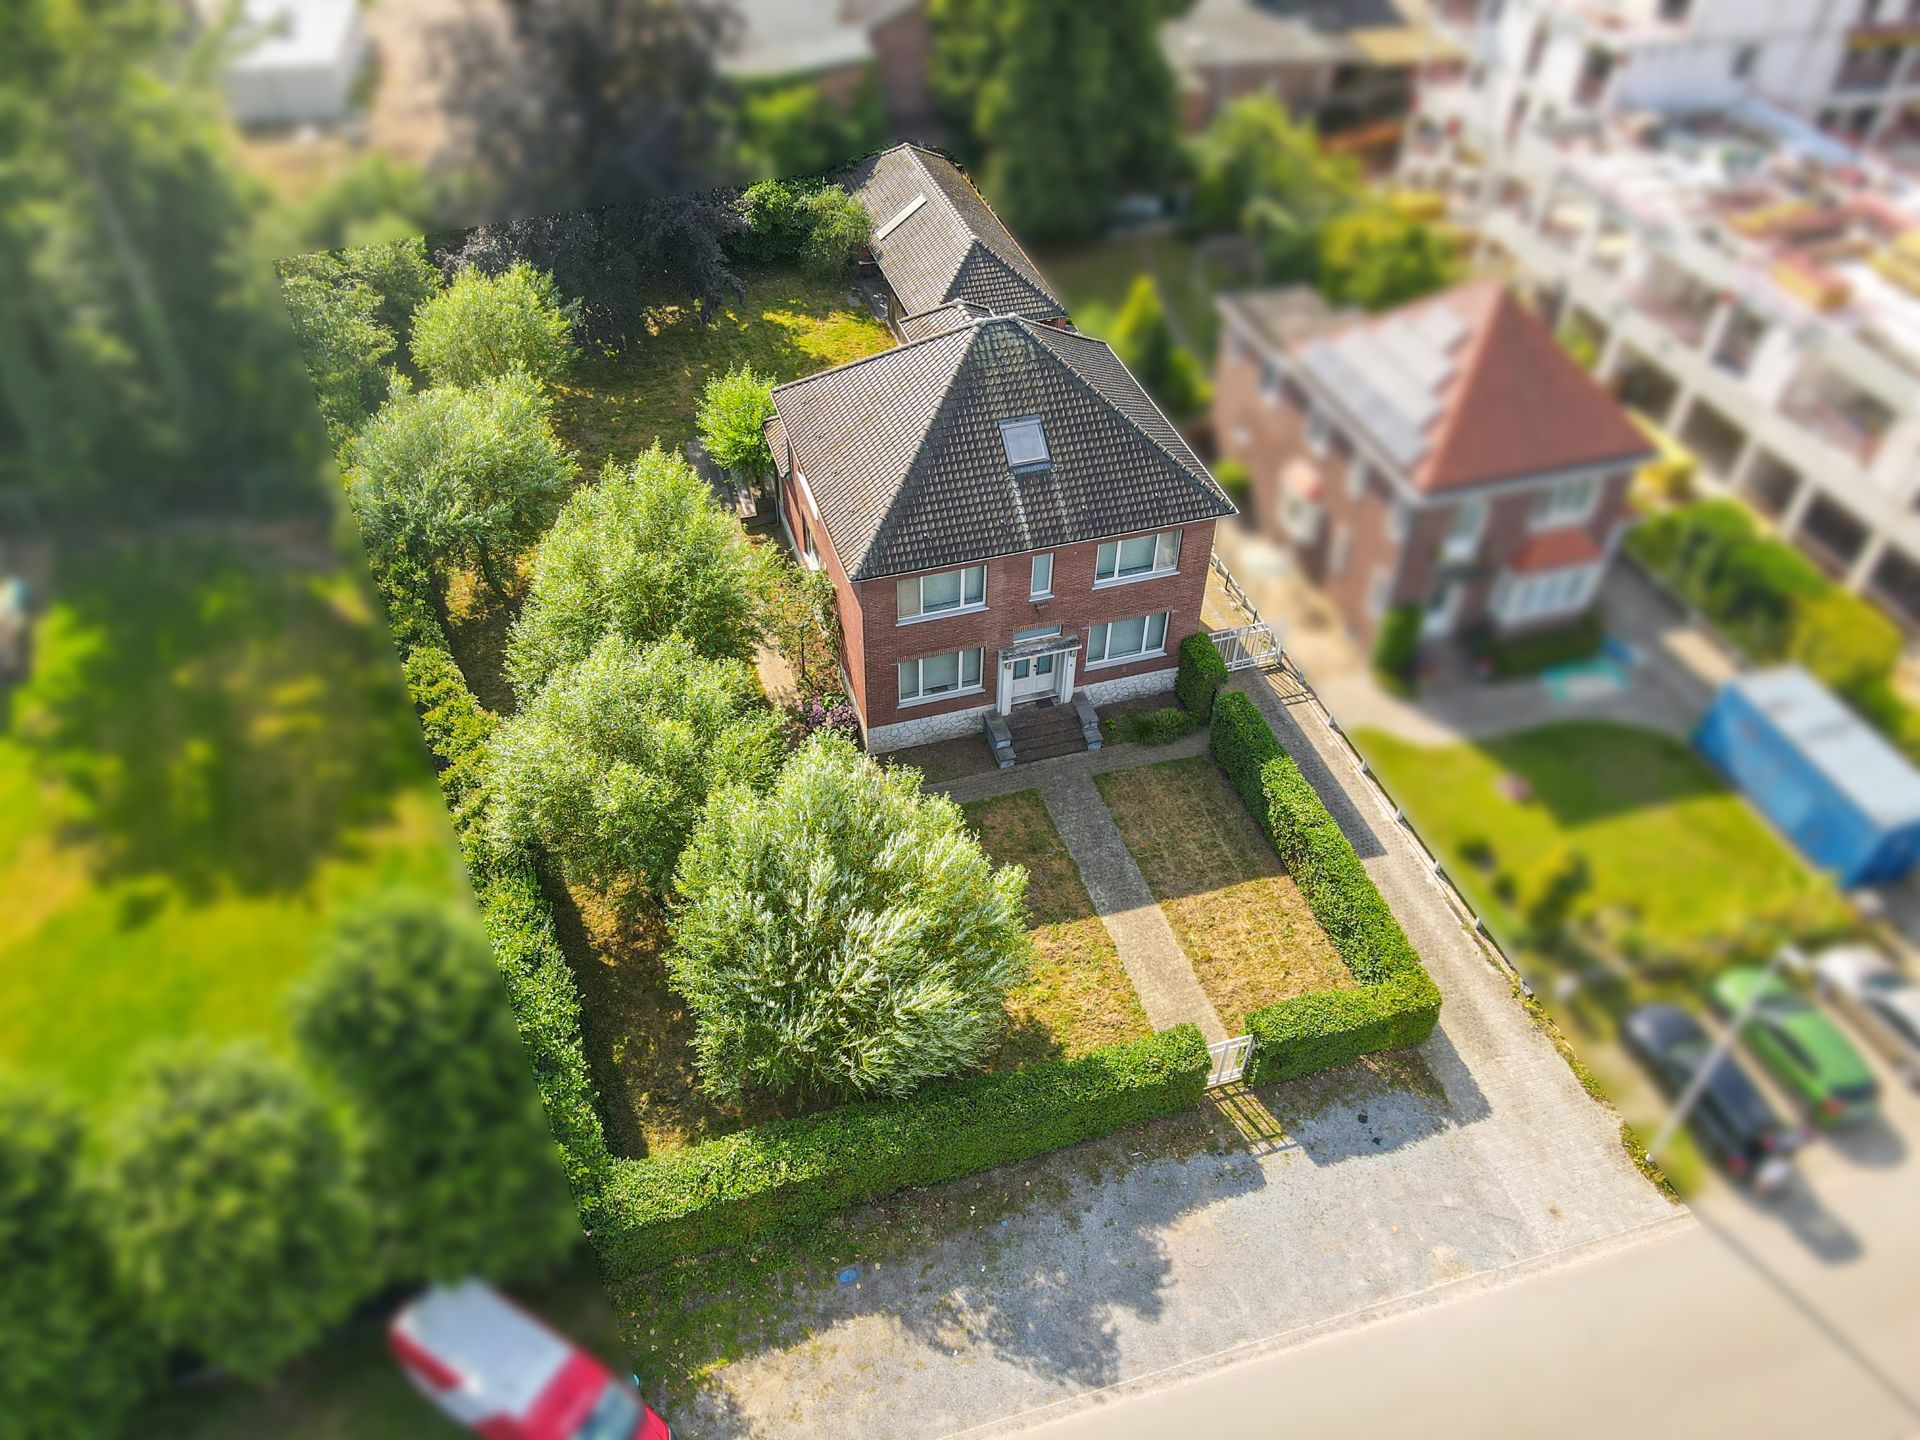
506, 445, 766, 696
489, 633, 783, 898
695, 365, 776, 478
0, 1081, 156, 1440
1109, 275, 1209, 417
93, 1047, 373, 1382
669, 735, 1033, 1102
1190, 95, 1360, 281
409, 262, 579, 390
971, 0, 1179, 241
277, 263, 396, 443
342, 372, 577, 595
292, 894, 580, 1284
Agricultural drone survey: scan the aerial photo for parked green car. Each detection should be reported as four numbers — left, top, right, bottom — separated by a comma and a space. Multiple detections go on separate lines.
1709, 966, 1879, 1126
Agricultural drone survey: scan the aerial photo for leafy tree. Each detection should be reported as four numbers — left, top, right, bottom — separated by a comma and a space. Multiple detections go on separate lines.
277, 264, 396, 442
1108, 275, 1209, 416
1556, 311, 1600, 371
283, 153, 436, 254
1318, 209, 1459, 312
292, 894, 579, 1284
93, 1046, 373, 1382
0, 1081, 156, 1440
342, 372, 577, 595
443, 194, 744, 351
800, 184, 873, 277
410, 262, 580, 389
767, 555, 843, 694
489, 633, 783, 897
506, 445, 766, 695
696, 365, 777, 478
438, 0, 728, 218
339, 237, 444, 347
974, 0, 1180, 240
1, 0, 319, 510
927, 0, 1004, 153
1190, 95, 1359, 280
1790, 589, 1901, 693
734, 78, 887, 183
669, 734, 1033, 1102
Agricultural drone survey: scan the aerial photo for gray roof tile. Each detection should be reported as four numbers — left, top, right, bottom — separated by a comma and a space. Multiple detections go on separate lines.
771, 315, 1234, 580
846, 145, 1067, 322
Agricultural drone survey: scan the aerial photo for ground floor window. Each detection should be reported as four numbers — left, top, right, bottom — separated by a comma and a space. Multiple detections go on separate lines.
1086, 611, 1169, 666
898, 646, 984, 703
1493, 564, 1600, 624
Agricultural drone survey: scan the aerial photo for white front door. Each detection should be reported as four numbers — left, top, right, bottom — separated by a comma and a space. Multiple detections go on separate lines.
1009, 626, 1062, 702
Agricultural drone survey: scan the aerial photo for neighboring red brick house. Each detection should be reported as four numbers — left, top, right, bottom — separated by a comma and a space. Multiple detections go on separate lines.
768, 315, 1235, 752
1212, 278, 1653, 651
718, 2, 936, 137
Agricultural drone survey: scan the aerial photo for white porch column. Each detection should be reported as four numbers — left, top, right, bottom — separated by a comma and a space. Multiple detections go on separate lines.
997, 657, 1014, 716
1057, 651, 1078, 702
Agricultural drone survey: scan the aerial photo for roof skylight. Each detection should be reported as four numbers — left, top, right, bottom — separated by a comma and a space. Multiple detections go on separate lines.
873, 193, 927, 241
1000, 417, 1050, 470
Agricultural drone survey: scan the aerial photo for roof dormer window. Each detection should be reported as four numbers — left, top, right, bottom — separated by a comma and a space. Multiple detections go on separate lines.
1000, 417, 1050, 471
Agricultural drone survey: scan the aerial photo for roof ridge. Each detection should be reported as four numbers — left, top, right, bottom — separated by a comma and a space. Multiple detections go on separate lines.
1028, 323, 1228, 510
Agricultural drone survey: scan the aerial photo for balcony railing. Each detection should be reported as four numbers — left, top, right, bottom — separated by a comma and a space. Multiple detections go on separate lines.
1781, 391, 1888, 466
1633, 289, 1713, 347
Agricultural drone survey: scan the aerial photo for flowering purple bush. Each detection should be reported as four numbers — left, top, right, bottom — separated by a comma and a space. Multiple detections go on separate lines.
800, 694, 860, 741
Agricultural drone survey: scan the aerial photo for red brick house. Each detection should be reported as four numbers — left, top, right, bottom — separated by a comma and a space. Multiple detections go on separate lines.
768, 315, 1236, 753
1212, 278, 1653, 650
718, 2, 936, 137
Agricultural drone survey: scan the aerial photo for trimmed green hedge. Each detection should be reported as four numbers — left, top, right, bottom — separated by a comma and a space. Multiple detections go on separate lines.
1209, 691, 1441, 1084
1371, 602, 1421, 697
1176, 630, 1229, 721
370, 556, 614, 1204
594, 1025, 1209, 1270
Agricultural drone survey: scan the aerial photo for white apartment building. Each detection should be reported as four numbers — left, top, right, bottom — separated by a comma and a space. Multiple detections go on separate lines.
1416, 0, 1920, 162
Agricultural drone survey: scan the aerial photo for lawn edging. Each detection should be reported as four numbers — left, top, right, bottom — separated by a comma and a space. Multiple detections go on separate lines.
593, 1024, 1210, 1271
1209, 690, 1442, 1083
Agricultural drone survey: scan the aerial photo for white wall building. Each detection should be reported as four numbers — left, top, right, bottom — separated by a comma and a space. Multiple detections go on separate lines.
210, 0, 369, 129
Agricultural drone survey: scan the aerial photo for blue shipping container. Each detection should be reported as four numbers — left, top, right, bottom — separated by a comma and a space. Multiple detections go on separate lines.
1694, 666, 1920, 889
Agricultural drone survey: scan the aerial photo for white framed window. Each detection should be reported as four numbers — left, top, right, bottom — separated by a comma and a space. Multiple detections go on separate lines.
1492, 564, 1602, 624
1094, 530, 1182, 586
1281, 491, 1324, 545
1305, 407, 1331, 456
1366, 569, 1393, 619
1385, 500, 1411, 544
1531, 476, 1600, 530
999, 417, 1050, 470
1261, 362, 1281, 406
896, 564, 987, 623
1086, 611, 1169, 667
1442, 497, 1486, 561
1329, 523, 1353, 578
898, 646, 985, 703
1029, 552, 1054, 598
1349, 461, 1369, 502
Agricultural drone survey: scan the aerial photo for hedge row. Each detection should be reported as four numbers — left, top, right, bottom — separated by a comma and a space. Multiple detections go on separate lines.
1175, 630, 1229, 720
370, 557, 614, 1204
594, 1025, 1209, 1270
1209, 691, 1441, 1084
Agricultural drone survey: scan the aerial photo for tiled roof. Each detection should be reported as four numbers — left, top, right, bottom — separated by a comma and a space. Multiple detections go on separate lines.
1218, 286, 1340, 354
1510, 527, 1603, 573
1293, 278, 1653, 494
763, 413, 790, 478
845, 144, 1067, 322
898, 300, 992, 343
771, 315, 1234, 580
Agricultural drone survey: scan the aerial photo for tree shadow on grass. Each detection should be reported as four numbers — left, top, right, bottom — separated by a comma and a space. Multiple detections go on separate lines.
16, 540, 426, 901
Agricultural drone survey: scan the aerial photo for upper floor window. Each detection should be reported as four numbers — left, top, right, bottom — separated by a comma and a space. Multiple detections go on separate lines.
1532, 476, 1600, 530
1030, 552, 1054, 598
1305, 408, 1331, 456
897, 564, 986, 623
999, 417, 1050, 471
1095, 529, 1182, 585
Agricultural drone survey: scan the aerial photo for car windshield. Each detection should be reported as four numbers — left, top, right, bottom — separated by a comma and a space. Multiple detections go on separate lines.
573, 1381, 643, 1440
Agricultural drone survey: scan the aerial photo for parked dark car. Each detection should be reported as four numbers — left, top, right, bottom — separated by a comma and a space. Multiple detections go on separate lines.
1622, 1003, 1800, 1189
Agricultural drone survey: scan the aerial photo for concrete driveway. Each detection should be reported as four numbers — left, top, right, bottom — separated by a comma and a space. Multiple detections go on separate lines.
652, 670, 1677, 1438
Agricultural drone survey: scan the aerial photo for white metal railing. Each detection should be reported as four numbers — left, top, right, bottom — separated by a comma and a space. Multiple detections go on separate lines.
1210, 623, 1282, 672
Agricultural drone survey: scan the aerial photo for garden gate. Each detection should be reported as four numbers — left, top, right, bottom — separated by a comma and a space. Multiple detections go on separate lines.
1206, 1034, 1254, 1087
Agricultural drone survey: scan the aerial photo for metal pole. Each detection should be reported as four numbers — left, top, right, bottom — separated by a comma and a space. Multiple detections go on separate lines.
1645, 944, 1806, 1163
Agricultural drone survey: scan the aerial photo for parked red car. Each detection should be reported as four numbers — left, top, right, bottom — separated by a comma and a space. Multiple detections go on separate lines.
391, 1280, 670, 1440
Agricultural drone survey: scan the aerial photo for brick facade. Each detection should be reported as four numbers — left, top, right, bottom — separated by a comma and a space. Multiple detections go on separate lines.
869, 5, 935, 132
1213, 325, 1633, 649
777, 449, 1212, 747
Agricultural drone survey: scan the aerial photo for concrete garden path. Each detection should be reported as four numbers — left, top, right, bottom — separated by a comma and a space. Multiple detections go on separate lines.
936, 732, 1227, 1043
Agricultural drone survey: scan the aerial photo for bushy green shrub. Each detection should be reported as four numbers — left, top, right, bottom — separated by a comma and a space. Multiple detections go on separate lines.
594, 1025, 1208, 1270
1175, 629, 1229, 720
1212, 456, 1251, 512
1208, 691, 1441, 1082
1371, 602, 1422, 695
409, 261, 579, 390
1462, 611, 1605, 679
1109, 705, 1199, 746
695, 364, 777, 478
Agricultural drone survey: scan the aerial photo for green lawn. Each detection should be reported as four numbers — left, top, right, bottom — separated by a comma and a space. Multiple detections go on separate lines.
550, 266, 894, 471
0, 540, 465, 1110
1035, 231, 1226, 360
963, 789, 1153, 1068
1352, 722, 1851, 967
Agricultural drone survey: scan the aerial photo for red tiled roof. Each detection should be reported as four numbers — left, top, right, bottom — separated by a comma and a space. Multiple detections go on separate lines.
1510, 527, 1604, 574
1294, 278, 1653, 494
